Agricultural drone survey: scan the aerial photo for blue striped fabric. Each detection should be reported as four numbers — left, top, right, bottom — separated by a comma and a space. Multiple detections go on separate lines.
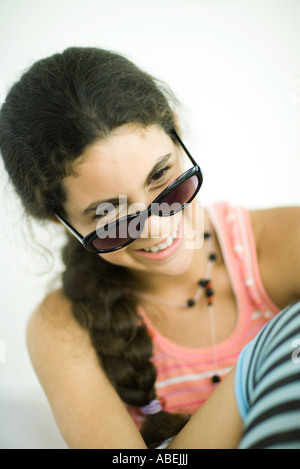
235, 302, 300, 449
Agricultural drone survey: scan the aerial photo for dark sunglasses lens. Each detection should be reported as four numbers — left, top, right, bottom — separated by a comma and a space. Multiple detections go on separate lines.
158, 174, 200, 214
89, 174, 201, 252
90, 214, 144, 251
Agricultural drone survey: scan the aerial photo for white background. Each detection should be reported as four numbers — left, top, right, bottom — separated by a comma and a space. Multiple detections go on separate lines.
0, 0, 299, 448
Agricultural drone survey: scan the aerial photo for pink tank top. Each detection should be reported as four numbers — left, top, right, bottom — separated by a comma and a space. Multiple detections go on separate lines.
127, 202, 280, 427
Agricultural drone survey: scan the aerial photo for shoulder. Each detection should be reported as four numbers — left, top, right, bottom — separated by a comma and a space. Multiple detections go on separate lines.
249, 206, 300, 308
26, 289, 95, 390
250, 205, 300, 242
27, 289, 89, 354
26, 289, 146, 449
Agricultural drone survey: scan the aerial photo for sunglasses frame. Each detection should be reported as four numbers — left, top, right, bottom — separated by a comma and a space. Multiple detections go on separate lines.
54, 130, 203, 253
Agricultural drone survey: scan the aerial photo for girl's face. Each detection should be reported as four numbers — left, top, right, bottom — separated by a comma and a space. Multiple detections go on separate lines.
63, 124, 200, 278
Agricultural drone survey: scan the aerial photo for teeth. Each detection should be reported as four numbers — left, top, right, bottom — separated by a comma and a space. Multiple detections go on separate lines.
157, 242, 168, 250
166, 236, 173, 247
142, 227, 178, 253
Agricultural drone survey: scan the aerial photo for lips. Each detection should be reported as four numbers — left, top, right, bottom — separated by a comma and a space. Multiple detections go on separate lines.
133, 223, 183, 261
141, 227, 179, 253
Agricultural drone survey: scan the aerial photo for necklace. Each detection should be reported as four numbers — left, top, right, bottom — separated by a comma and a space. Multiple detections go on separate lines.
130, 231, 221, 384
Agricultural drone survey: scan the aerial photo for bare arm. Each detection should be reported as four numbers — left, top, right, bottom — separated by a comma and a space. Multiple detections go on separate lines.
169, 367, 243, 449
27, 290, 147, 449
251, 206, 300, 309
27, 290, 243, 449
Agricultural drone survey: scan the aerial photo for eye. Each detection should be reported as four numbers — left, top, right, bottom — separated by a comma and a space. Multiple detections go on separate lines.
151, 166, 171, 182
93, 204, 119, 221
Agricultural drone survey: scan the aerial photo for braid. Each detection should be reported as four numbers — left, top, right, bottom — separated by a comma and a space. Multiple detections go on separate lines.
0, 46, 190, 448
62, 235, 189, 448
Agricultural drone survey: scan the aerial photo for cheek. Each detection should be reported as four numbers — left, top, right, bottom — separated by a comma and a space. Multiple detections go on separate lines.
97, 247, 149, 273
98, 252, 122, 265
97, 250, 133, 268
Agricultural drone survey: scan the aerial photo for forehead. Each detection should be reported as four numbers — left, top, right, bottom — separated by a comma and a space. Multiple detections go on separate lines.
63, 124, 174, 214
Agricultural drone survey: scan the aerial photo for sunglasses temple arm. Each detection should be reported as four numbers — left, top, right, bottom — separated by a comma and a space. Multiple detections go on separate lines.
172, 129, 199, 167
54, 212, 85, 244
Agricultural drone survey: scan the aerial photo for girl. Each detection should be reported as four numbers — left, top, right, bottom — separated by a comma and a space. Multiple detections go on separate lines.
0, 47, 299, 448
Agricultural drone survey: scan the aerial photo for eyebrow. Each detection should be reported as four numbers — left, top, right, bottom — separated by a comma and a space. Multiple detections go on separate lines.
81, 152, 173, 216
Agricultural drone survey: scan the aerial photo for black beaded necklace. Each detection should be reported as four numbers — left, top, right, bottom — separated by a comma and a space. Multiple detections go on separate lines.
131, 231, 221, 384
186, 231, 220, 383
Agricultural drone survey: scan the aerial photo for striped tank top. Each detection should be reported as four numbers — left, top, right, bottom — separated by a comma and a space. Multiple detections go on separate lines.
127, 202, 280, 428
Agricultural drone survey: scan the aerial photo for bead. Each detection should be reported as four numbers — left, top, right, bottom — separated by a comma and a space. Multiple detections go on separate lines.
198, 279, 209, 287
187, 298, 195, 307
209, 253, 217, 261
212, 375, 221, 384
204, 232, 211, 239
205, 288, 214, 297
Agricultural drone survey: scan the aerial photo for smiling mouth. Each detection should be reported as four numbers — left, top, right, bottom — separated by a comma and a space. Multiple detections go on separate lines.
140, 226, 179, 253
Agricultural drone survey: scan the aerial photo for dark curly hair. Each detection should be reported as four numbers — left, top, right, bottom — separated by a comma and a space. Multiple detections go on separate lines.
0, 47, 189, 448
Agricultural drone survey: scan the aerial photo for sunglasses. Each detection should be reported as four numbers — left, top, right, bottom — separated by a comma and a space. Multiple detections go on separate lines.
54, 130, 203, 253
